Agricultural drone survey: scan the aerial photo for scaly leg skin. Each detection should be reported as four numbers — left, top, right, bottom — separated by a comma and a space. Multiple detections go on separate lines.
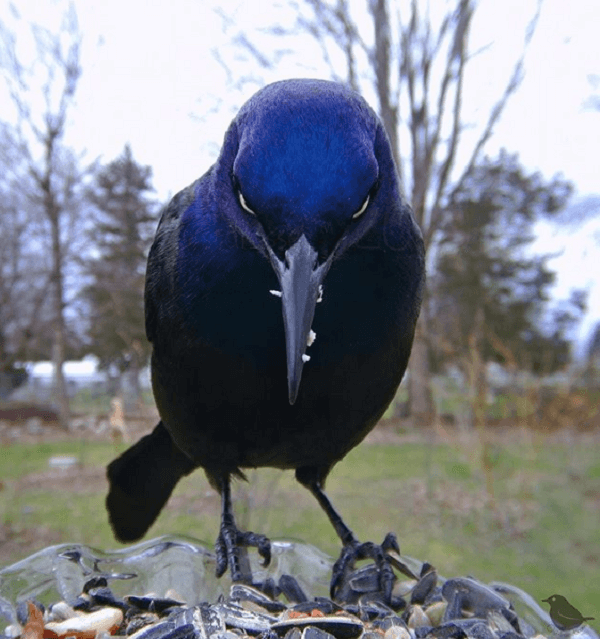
296, 466, 399, 603
215, 474, 271, 584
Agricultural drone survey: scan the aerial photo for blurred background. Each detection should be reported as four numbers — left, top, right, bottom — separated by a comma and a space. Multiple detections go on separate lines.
0, 0, 598, 627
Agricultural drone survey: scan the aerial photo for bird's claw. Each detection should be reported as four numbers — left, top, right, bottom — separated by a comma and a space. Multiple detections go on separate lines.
330, 533, 400, 605
215, 523, 271, 582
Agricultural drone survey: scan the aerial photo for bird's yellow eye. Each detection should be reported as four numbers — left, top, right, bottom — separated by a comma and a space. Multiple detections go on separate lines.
352, 195, 369, 219
238, 191, 256, 215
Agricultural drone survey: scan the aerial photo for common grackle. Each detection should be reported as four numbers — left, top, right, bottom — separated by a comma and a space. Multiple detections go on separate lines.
106, 79, 425, 600
542, 594, 594, 631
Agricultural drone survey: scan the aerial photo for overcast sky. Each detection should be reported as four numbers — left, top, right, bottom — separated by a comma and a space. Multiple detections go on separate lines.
2, 0, 600, 349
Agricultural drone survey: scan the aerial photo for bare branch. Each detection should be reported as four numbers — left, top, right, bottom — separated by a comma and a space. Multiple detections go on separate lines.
233, 33, 276, 70
458, 0, 542, 188
295, 0, 367, 89
426, 0, 473, 245
216, 0, 547, 422
0, 2, 83, 426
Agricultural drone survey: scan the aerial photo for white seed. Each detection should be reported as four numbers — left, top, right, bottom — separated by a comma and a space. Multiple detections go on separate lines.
4, 625, 21, 639
269, 289, 282, 297
302, 354, 311, 362
317, 285, 323, 303
408, 605, 429, 628
307, 330, 316, 346
385, 627, 411, 639
45, 607, 123, 637
425, 601, 447, 626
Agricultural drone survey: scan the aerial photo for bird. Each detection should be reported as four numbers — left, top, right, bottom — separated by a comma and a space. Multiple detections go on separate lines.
542, 594, 594, 631
105, 78, 425, 600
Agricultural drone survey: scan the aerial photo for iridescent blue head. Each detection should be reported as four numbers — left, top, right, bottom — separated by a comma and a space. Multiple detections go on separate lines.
213, 79, 404, 404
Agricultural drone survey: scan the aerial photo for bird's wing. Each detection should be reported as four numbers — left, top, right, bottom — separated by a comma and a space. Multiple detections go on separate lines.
556, 608, 590, 625
144, 178, 202, 344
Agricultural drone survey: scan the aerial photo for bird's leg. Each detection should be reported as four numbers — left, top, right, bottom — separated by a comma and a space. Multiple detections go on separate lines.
214, 474, 271, 584
296, 467, 400, 603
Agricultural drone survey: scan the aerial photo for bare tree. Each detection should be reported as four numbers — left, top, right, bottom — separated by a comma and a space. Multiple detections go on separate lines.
0, 128, 50, 357
0, 125, 52, 398
0, 3, 83, 427
220, 0, 541, 425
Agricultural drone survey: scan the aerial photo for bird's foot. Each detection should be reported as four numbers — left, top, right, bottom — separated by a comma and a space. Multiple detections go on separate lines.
331, 532, 411, 606
215, 521, 271, 584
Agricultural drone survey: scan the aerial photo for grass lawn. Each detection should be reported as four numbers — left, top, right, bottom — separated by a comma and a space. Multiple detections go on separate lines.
0, 426, 598, 632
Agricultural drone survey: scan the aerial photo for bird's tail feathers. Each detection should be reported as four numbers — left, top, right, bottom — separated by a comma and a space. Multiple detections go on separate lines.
106, 421, 196, 542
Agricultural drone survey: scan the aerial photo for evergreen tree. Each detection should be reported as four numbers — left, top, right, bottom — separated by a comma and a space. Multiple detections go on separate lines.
83, 145, 157, 407
431, 151, 584, 380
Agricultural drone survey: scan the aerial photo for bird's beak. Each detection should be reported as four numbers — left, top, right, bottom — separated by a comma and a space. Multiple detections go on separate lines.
267, 234, 332, 405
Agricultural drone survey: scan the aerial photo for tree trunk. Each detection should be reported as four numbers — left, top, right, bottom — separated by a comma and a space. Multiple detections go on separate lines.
467, 306, 494, 503
45, 127, 70, 431
467, 306, 487, 432
120, 361, 141, 412
50, 211, 70, 430
371, 0, 400, 174
408, 315, 434, 427
51, 338, 70, 429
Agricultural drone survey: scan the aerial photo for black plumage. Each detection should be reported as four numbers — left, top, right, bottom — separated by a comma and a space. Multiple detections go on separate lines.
106, 79, 425, 598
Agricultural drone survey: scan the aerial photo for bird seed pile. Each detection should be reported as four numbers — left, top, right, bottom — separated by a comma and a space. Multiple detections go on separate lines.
2, 540, 595, 639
